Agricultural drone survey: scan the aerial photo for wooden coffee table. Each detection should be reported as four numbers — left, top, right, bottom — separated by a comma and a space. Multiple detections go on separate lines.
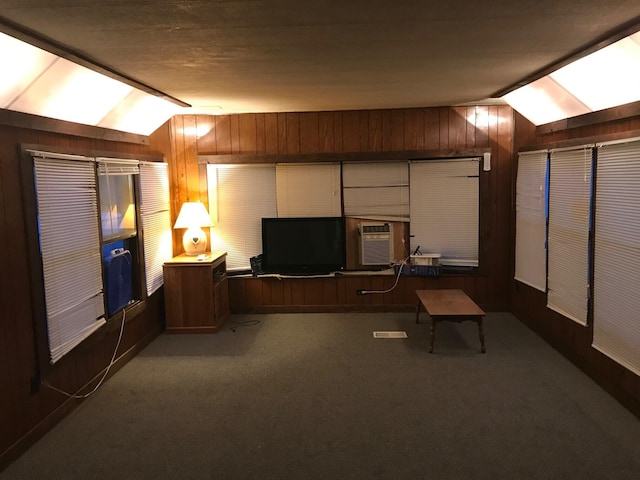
415, 289, 486, 353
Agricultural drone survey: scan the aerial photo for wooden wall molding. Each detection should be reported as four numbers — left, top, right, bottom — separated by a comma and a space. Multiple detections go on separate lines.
0, 108, 149, 145
198, 148, 490, 164
536, 101, 640, 135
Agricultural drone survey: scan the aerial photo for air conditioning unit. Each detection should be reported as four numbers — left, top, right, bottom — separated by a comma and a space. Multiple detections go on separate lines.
359, 222, 394, 265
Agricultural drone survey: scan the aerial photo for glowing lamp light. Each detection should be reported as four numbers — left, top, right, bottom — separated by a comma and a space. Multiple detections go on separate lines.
173, 202, 213, 256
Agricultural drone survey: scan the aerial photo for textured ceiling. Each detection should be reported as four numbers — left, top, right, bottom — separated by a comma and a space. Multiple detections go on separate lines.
2, 1, 640, 115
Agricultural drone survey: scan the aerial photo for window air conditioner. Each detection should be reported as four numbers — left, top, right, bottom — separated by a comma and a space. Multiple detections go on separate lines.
359, 222, 394, 265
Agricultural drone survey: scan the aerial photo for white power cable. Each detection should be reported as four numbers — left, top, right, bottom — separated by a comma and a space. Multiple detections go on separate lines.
359, 260, 407, 295
41, 308, 126, 399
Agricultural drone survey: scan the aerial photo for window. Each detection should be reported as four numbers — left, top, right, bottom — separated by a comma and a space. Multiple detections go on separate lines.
409, 159, 480, 266
514, 151, 548, 291
27, 150, 170, 364
207, 164, 277, 271
342, 161, 409, 221
547, 147, 593, 325
32, 152, 106, 364
98, 159, 140, 316
139, 162, 173, 296
592, 139, 640, 376
276, 163, 342, 217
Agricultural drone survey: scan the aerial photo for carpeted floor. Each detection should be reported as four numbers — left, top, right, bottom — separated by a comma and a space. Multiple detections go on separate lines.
3, 312, 640, 479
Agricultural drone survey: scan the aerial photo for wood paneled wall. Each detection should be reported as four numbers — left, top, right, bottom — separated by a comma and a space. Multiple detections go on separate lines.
0, 119, 166, 469
511, 110, 640, 417
154, 106, 514, 312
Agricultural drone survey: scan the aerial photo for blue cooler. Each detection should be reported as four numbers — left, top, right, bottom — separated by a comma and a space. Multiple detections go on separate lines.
104, 248, 132, 315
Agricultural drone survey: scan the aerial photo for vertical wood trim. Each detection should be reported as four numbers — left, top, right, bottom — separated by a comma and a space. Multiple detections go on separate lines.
342, 111, 360, 152
495, 105, 513, 306
277, 113, 287, 154
389, 109, 404, 151
439, 107, 450, 149
333, 112, 344, 153
368, 110, 383, 152
256, 113, 267, 154
319, 112, 335, 153
466, 107, 477, 147
299, 112, 320, 153
238, 114, 258, 154
404, 109, 424, 150
475, 106, 490, 148
230, 115, 240, 154
214, 115, 232, 154
181, 115, 200, 202
285, 113, 301, 154
449, 107, 468, 148
264, 113, 279, 154
359, 111, 369, 151
194, 115, 217, 154
380, 110, 391, 151
424, 108, 440, 149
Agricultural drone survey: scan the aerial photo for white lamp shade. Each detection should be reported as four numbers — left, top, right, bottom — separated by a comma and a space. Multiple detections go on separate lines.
174, 202, 213, 255
174, 202, 213, 229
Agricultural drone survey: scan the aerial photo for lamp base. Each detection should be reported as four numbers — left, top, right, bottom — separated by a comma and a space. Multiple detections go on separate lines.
183, 227, 208, 256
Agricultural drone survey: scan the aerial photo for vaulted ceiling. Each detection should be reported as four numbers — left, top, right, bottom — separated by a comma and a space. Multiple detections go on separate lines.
2, 1, 640, 115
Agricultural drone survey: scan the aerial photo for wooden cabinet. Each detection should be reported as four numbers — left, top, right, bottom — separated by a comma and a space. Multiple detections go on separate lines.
163, 252, 230, 333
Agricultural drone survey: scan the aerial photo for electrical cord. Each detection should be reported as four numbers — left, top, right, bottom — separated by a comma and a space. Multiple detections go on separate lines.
41, 308, 127, 399
229, 317, 261, 332
358, 258, 407, 295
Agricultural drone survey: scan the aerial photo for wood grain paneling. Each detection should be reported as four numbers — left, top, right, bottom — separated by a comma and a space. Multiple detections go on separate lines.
511, 108, 640, 418
299, 112, 319, 153
162, 105, 512, 313
0, 118, 166, 469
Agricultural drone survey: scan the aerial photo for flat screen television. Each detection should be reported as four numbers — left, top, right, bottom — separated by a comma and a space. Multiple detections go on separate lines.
261, 217, 346, 274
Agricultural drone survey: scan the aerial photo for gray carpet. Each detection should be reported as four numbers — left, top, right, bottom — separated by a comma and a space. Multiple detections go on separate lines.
3, 312, 640, 479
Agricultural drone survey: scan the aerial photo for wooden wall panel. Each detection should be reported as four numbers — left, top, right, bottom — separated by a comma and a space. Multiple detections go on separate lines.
511, 108, 640, 418
438, 108, 450, 149
404, 109, 424, 150
285, 113, 300, 154
368, 110, 383, 152
318, 112, 335, 153
1, 119, 165, 468
342, 111, 361, 152
449, 107, 468, 148
299, 112, 319, 153
389, 109, 405, 151
238, 114, 257, 154
214, 115, 232, 154
264, 113, 279, 154
164, 105, 513, 312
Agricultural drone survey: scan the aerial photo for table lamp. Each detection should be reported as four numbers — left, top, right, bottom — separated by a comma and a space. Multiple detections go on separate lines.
174, 202, 213, 256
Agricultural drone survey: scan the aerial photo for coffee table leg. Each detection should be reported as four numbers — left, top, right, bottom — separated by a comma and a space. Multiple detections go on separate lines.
429, 318, 436, 353
478, 317, 486, 353
415, 300, 421, 324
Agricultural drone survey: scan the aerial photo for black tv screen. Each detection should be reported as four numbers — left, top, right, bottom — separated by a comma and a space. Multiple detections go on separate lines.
261, 217, 346, 274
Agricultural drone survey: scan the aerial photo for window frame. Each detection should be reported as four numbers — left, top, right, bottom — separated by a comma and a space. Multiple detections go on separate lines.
200, 150, 490, 273
20, 144, 164, 373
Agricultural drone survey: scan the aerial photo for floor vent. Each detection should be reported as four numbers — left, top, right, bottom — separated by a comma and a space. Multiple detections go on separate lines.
373, 331, 408, 338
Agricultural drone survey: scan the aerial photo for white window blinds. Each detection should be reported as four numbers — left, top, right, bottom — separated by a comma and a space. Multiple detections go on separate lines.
276, 163, 341, 217
342, 161, 409, 221
207, 164, 277, 271
592, 140, 640, 376
409, 159, 479, 266
139, 162, 172, 296
547, 147, 592, 325
515, 151, 548, 291
33, 154, 106, 364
